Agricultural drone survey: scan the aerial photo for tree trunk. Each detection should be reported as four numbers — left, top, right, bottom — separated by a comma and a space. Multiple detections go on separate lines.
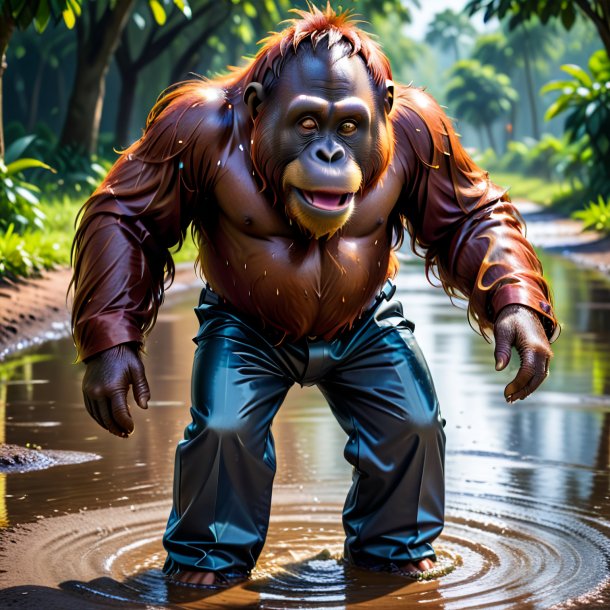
0, 12, 15, 162
27, 58, 46, 132
485, 123, 497, 153
521, 29, 541, 140
114, 71, 138, 148
59, 0, 136, 154
574, 0, 610, 57
170, 12, 231, 83
452, 39, 460, 63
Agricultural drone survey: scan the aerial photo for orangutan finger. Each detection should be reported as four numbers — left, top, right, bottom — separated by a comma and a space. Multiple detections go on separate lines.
109, 391, 134, 436
510, 367, 547, 402
504, 350, 538, 401
96, 398, 125, 437
84, 394, 105, 429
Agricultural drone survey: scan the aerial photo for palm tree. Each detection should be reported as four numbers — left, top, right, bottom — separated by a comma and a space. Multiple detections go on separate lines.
503, 19, 562, 140
445, 59, 518, 152
473, 20, 561, 140
425, 9, 477, 62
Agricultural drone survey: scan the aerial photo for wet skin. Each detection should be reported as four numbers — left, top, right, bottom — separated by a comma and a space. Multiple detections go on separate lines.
199, 46, 398, 340
80, 46, 553, 584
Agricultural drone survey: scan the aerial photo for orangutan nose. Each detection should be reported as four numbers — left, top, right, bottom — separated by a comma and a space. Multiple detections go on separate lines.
314, 141, 345, 164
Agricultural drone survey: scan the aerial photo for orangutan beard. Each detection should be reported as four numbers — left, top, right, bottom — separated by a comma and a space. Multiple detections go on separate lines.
282, 159, 361, 239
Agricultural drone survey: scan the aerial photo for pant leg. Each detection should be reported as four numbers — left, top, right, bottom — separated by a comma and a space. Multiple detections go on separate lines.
163, 308, 294, 577
318, 300, 446, 569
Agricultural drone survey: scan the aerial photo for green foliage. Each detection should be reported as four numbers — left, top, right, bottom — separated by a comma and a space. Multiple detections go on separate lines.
445, 59, 518, 149
572, 195, 610, 233
0, 223, 65, 279
148, 0, 192, 25
0, 195, 81, 280
495, 134, 581, 179
542, 50, 610, 197
425, 8, 476, 60
465, 0, 579, 31
1, 0, 82, 31
6, 130, 110, 196
0, 142, 55, 232
472, 31, 513, 72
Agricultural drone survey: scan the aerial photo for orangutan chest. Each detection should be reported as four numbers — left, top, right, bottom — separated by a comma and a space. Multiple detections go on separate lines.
200, 232, 391, 338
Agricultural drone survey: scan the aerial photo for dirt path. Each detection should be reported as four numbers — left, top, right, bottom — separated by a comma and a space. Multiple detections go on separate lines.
0, 263, 201, 361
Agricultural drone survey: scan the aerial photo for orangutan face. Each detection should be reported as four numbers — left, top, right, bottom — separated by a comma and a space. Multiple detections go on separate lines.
246, 43, 394, 239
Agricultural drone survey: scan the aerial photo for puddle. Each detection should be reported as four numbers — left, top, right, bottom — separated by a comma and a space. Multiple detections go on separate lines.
0, 254, 608, 608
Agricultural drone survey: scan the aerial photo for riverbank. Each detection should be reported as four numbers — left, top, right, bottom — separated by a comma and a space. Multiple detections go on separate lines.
0, 202, 607, 364
0, 263, 201, 362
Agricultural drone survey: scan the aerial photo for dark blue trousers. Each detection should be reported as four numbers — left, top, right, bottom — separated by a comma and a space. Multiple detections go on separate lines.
163, 298, 445, 577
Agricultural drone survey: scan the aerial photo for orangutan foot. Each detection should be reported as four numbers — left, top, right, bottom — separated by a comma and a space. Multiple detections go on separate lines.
170, 570, 217, 587
400, 558, 435, 575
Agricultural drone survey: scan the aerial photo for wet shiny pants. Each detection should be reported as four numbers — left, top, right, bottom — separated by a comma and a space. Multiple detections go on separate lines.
163, 298, 445, 577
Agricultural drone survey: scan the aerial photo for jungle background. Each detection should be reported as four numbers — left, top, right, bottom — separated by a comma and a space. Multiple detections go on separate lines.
0, 0, 608, 279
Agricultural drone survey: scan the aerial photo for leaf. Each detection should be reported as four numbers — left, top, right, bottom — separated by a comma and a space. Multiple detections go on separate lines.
5, 135, 37, 164
6, 158, 55, 175
149, 0, 166, 25
68, 0, 82, 17
14, 186, 40, 206
173, 0, 191, 18
561, 64, 592, 87
560, 4, 576, 30
540, 80, 573, 94
544, 98, 569, 120
62, 5, 76, 29
33, 0, 52, 33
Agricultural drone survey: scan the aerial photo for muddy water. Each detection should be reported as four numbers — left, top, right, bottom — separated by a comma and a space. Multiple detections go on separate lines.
0, 253, 609, 609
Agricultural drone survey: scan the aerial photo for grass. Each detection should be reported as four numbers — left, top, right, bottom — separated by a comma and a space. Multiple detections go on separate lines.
486, 171, 575, 206
0, 195, 201, 281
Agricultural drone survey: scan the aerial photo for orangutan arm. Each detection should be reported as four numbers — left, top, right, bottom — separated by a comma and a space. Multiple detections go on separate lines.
71, 83, 225, 362
392, 85, 558, 341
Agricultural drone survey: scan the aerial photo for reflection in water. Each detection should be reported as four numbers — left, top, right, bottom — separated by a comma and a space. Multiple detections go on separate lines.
0, 253, 609, 608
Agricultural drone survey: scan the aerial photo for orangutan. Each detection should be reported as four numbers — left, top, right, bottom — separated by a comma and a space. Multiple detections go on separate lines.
72, 6, 556, 585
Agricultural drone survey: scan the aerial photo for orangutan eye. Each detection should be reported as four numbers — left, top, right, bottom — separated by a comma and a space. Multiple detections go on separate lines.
299, 117, 318, 131
338, 121, 357, 135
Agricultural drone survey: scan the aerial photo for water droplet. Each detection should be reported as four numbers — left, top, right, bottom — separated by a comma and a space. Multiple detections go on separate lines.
276, 288, 279, 296
239, 144, 244, 151
226, 259, 229, 266
178, 140, 183, 144
374, 239, 378, 245
244, 263, 247, 270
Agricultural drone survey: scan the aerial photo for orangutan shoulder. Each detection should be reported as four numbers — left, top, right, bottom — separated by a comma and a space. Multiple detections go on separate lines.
142, 84, 231, 147
390, 84, 453, 174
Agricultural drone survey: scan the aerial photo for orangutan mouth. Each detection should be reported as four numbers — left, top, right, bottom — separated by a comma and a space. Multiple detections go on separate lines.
297, 189, 354, 212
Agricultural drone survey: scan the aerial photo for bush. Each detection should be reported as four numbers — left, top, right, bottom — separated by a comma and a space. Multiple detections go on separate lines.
0, 142, 54, 233
0, 224, 67, 280
542, 50, 610, 199
5, 128, 110, 198
572, 195, 610, 234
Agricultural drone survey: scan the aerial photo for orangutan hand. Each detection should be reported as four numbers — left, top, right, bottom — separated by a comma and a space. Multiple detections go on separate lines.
493, 304, 553, 403
82, 343, 150, 437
